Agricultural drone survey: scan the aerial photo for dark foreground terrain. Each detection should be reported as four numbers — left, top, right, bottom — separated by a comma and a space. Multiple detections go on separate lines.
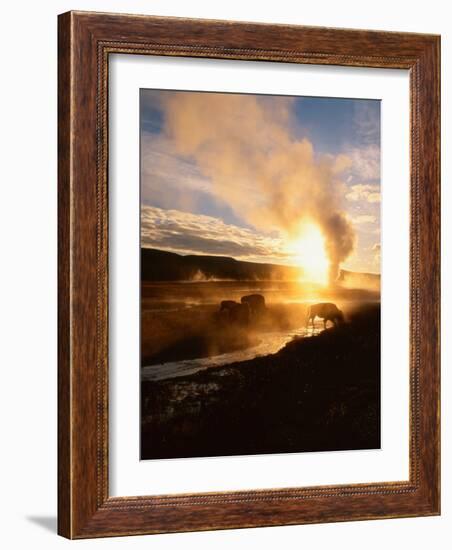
141, 304, 380, 459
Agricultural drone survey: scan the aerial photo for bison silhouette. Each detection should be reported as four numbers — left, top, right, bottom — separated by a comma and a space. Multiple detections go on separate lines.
220, 300, 238, 313
306, 303, 344, 329
219, 300, 250, 325
240, 294, 266, 315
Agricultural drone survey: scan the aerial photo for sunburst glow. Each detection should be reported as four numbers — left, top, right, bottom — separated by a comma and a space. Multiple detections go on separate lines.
289, 222, 330, 285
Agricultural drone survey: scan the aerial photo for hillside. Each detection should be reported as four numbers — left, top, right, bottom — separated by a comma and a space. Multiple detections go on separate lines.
141, 247, 303, 281
141, 248, 381, 285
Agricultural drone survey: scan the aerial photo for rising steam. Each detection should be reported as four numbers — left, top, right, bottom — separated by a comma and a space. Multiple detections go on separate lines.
158, 92, 356, 282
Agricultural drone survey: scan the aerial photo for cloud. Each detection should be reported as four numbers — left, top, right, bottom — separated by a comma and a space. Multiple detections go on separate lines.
353, 101, 381, 145
345, 145, 380, 182
331, 153, 353, 174
352, 214, 377, 224
346, 183, 381, 203
141, 135, 211, 195
372, 242, 381, 266
141, 205, 288, 263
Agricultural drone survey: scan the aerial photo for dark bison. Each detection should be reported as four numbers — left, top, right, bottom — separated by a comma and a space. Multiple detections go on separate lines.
219, 300, 250, 325
306, 303, 344, 329
240, 294, 266, 315
220, 300, 238, 313
229, 302, 250, 325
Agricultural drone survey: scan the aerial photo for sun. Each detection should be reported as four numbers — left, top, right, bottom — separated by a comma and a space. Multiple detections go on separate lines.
289, 222, 329, 285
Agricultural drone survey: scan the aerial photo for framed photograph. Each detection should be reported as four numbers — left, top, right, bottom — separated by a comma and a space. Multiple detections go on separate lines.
58, 11, 440, 538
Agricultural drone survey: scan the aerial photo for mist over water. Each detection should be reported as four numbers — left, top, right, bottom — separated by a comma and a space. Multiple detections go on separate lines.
142, 326, 321, 381
141, 280, 380, 380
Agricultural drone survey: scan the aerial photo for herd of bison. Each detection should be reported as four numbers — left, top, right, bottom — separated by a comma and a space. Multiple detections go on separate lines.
218, 293, 345, 330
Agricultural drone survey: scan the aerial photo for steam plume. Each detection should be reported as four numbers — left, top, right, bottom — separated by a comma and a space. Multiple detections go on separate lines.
157, 92, 356, 282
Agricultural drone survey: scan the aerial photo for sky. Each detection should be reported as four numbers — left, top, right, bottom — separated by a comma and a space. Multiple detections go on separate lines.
140, 89, 381, 275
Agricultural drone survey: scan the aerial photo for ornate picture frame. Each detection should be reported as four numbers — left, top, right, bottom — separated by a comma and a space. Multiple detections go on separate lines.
58, 11, 440, 538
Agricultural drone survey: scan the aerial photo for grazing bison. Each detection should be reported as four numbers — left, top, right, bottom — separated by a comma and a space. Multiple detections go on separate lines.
306, 303, 344, 329
220, 300, 238, 313
229, 302, 250, 325
219, 300, 250, 325
241, 294, 266, 315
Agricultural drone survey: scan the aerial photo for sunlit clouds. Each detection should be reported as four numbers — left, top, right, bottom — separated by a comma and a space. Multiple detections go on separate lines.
346, 183, 381, 203
351, 214, 377, 225
141, 90, 381, 276
141, 205, 288, 264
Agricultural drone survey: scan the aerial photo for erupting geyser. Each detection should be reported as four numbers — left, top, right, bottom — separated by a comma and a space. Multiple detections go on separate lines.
156, 91, 356, 280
